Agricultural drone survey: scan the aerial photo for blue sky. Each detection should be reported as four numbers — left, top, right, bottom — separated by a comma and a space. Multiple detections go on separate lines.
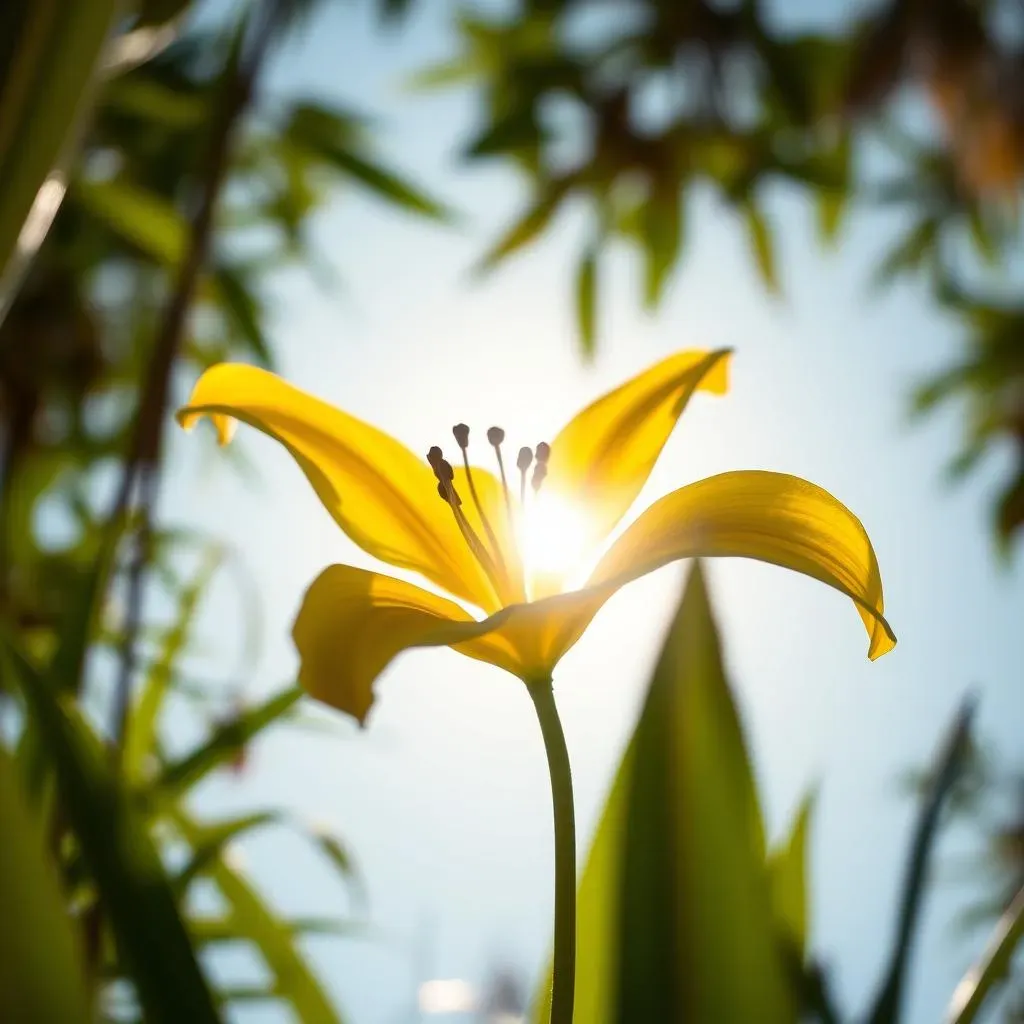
162, 2, 1024, 1021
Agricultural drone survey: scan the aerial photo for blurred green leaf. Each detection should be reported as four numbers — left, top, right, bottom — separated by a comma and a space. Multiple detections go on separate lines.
744, 200, 779, 294
866, 697, 976, 1024
641, 187, 681, 309
0, 745, 91, 1023
75, 174, 186, 266
1, 641, 220, 1024
534, 563, 795, 1023
124, 548, 222, 785
0, 0, 120, 316
947, 885, 1024, 1024
150, 686, 303, 802
175, 809, 347, 1022
769, 792, 815, 956
576, 244, 597, 359
210, 262, 273, 366
476, 176, 573, 273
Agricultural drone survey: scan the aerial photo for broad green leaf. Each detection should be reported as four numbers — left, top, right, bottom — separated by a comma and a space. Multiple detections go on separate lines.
0, 745, 90, 1023
534, 563, 794, 1023
866, 698, 976, 1024
1, 642, 220, 1024
576, 244, 597, 360
769, 792, 815, 956
149, 686, 303, 802
75, 175, 186, 266
175, 809, 346, 1023
0, 0, 120, 317
947, 885, 1024, 1024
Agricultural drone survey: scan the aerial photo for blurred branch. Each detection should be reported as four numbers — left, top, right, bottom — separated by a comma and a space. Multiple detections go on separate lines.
110, 2, 279, 753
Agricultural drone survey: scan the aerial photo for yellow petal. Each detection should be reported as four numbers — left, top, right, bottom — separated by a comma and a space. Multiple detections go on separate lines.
545, 349, 731, 547
178, 364, 501, 612
590, 471, 896, 659
470, 470, 896, 680
293, 565, 515, 723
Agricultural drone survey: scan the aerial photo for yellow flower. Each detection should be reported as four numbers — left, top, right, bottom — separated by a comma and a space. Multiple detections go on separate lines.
177, 349, 895, 724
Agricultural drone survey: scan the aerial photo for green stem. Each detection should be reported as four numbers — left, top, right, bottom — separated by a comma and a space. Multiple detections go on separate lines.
530, 680, 576, 1024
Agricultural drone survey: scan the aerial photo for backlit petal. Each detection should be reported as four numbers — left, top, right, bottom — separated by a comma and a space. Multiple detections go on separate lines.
590, 471, 896, 659
545, 349, 730, 547
473, 471, 896, 679
178, 364, 501, 612
293, 565, 512, 724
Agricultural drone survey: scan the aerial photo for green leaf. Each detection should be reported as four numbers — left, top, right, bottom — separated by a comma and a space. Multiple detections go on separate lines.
0, 0, 120, 316
871, 218, 938, 291
817, 190, 846, 245
75, 174, 186, 266
744, 200, 780, 294
866, 697, 976, 1024
769, 792, 815, 956
149, 686, 303, 802
210, 263, 272, 367
641, 186, 682, 309
534, 563, 795, 1023
1, 641, 221, 1024
286, 105, 451, 221
0, 745, 91, 1023
476, 176, 573, 273
125, 548, 222, 785
175, 809, 346, 1022
947, 885, 1024, 1024
576, 244, 597, 360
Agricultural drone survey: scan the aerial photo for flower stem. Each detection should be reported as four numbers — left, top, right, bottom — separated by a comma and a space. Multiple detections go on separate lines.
529, 680, 576, 1024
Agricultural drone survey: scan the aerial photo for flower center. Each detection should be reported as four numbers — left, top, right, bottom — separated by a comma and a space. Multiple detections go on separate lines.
426, 424, 553, 606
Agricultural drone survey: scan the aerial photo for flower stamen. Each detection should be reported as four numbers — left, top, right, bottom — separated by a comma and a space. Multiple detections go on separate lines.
452, 423, 509, 584
517, 446, 533, 503
428, 445, 505, 598
487, 426, 512, 517
532, 441, 550, 493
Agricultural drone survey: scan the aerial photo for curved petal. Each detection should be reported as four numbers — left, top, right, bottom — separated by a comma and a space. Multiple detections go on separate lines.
178, 364, 501, 612
293, 565, 525, 724
589, 471, 896, 659
473, 471, 896, 680
545, 349, 731, 547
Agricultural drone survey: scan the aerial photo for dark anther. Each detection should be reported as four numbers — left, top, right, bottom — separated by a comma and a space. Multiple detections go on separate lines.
535, 441, 550, 464
516, 446, 533, 472
453, 423, 470, 449
427, 445, 444, 471
531, 462, 548, 492
438, 458, 455, 482
438, 481, 461, 505
487, 426, 505, 446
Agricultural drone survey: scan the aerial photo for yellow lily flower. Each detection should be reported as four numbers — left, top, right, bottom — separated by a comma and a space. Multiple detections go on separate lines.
177, 349, 895, 725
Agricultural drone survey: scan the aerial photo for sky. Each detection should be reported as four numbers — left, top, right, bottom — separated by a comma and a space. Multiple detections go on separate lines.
160, 2, 1024, 1021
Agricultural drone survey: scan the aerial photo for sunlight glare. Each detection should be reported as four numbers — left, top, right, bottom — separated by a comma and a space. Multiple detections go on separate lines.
521, 493, 592, 585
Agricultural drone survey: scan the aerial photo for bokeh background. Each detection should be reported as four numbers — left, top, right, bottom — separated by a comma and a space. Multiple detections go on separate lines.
2, 1, 1023, 1022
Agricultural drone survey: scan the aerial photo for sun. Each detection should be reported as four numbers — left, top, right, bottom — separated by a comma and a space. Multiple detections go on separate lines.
520, 492, 592, 587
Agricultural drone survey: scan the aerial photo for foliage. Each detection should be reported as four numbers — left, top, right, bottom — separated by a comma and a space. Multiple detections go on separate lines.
531, 565, 1014, 1024
0, 0, 1021, 1020
417, 0, 1024, 545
